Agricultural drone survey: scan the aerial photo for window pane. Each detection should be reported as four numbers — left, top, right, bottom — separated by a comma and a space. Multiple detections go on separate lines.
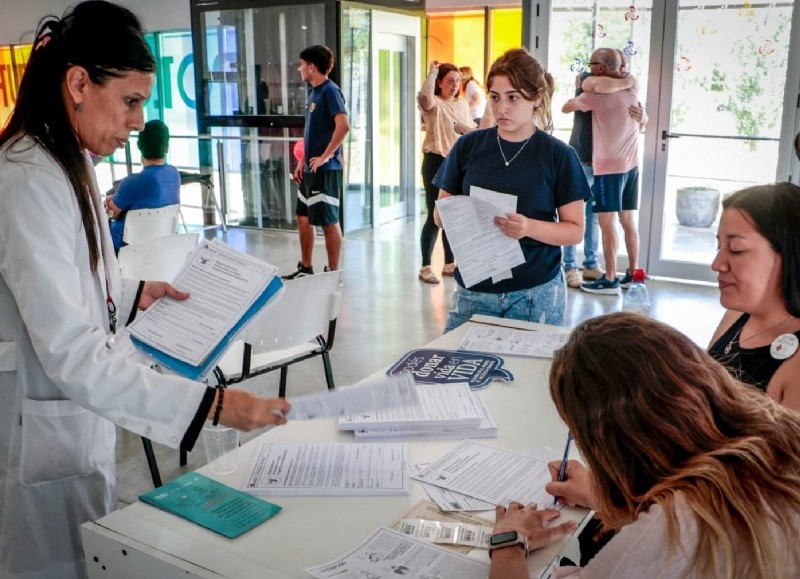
200, 6, 325, 117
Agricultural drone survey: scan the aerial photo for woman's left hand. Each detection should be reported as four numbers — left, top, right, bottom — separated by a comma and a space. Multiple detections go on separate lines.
138, 281, 190, 310
493, 502, 578, 551
494, 213, 529, 240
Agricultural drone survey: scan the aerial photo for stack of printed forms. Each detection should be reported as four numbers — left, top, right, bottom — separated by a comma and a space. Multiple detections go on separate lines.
338, 382, 497, 441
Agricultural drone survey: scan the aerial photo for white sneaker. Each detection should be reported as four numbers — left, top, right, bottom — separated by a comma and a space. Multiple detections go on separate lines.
566, 269, 582, 288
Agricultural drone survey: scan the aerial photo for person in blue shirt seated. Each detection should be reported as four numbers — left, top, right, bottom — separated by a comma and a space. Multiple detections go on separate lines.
105, 119, 180, 252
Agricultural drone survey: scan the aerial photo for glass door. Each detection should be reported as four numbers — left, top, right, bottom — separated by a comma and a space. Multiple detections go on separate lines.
548, 1, 654, 269
644, 0, 798, 282
371, 11, 420, 225
375, 33, 406, 223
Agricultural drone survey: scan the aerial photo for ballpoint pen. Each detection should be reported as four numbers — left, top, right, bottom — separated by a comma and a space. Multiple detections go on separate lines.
553, 432, 572, 507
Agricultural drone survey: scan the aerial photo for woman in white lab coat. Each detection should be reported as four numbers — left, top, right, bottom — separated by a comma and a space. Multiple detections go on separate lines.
0, 3, 291, 577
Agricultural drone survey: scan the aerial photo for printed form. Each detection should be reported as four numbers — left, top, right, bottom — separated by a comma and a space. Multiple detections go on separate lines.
459, 326, 571, 358
306, 527, 489, 579
435, 186, 525, 288
243, 442, 408, 496
127, 239, 277, 366
283, 373, 418, 420
412, 440, 555, 507
338, 382, 481, 431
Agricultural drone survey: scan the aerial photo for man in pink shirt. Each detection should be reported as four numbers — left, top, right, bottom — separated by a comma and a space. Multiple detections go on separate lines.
563, 48, 641, 294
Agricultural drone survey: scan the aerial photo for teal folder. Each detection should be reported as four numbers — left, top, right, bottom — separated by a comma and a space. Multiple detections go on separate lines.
139, 472, 282, 539
132, 275, 283, 381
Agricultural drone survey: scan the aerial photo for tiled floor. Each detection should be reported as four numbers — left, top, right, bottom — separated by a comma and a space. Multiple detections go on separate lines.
115, 220, 724, 505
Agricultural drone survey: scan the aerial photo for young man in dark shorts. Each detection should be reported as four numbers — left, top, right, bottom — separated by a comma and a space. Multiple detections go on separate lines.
283, 44, 350, 279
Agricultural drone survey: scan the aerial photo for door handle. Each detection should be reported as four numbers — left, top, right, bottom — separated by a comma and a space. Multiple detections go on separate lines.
662, 130, 681, 140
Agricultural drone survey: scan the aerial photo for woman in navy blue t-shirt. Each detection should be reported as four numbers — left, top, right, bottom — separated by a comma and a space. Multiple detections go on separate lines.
434, 48, 589, 332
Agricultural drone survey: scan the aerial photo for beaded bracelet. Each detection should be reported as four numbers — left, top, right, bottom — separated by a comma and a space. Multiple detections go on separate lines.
212, 384, 225, 426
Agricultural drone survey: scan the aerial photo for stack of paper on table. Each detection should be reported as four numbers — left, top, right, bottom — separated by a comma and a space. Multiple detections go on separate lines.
338, 383, 494, 440
243, 441, 408, 496
127, 239, 282, 380
353, 392, 497, 441
459, 325, 570, 358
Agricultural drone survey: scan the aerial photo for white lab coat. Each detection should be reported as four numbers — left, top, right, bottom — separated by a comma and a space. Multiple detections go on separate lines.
0, 138, 209, 578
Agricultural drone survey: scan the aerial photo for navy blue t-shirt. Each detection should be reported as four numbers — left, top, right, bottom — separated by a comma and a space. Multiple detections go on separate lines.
568, 73, 593, 164
303, 79, 347, 171
110, 164, 181, 249
433, 127, 589, 293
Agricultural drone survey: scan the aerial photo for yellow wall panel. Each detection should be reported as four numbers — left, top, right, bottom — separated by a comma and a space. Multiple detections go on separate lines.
0, 44, 31, 130
489, 9, 522, 65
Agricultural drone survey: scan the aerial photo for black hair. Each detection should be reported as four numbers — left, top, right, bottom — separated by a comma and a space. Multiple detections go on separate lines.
0, 0, 156, 269
299, 45, 334, 76
722, 182, 800, 316
795, 131, 800, 162
138, 120, 169, 160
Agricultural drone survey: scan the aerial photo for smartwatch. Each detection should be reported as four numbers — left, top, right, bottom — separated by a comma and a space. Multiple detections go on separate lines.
488, 530, 529, 558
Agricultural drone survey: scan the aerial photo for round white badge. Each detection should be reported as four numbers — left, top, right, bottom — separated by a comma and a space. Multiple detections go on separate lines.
770, 333, 799, 360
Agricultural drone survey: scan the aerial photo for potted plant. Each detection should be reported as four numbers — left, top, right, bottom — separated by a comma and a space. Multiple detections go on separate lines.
675, 186, 721, 227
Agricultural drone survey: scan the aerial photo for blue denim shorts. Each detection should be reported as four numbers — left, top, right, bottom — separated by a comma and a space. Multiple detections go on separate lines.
443, 270, 566, 333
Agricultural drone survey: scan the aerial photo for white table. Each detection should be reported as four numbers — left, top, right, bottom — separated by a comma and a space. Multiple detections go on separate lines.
81, 318, 584, 578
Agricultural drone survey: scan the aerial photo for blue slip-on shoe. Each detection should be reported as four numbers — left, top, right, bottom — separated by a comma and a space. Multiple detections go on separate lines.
581, 274, 621, 295
618, 269, 633, 289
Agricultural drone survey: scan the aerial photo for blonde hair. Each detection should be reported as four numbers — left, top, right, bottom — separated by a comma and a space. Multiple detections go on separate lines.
486, 48, 554, 133
550, 313, 800, 578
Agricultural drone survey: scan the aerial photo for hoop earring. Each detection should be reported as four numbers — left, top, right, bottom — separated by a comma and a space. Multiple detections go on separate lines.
73, 102, 83, 113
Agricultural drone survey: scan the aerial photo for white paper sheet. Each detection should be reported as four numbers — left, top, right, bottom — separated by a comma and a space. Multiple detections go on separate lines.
338, 383, 481, 431
127, 239, 277, 365
412, 440, 554, 507
413, 446, 561, 513
471, 186, 518, 284
459, 326, 571, 358
411, 463, 495, 512
305, 527, 490, 579
353, 393, 497, 441
286, 374, 418, 420
435, 190, 525, 288
243, 442, 408, 496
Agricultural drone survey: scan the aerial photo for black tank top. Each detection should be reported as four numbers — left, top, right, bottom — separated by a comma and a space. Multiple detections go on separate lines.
708, 313, 800, 392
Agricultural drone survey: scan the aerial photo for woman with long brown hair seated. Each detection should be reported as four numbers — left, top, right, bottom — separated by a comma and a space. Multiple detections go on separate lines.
489, 313, 800, 578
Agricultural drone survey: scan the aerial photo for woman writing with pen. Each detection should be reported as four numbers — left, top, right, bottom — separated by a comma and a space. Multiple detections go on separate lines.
489, 313, 800, 578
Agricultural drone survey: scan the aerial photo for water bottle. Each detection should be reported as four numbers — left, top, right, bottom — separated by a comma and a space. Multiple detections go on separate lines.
622, 268, 651, 317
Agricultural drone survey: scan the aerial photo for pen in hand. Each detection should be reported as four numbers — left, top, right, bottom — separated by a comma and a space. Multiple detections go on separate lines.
552, 432, 572, 507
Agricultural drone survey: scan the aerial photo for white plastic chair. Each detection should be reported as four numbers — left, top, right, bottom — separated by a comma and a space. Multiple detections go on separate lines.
217, 270, 343, 398
118, 233, 199, 282
122, 203, 181, 246
120, 232, 198, 487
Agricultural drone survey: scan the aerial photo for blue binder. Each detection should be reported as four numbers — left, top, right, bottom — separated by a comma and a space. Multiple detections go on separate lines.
132, 275, 283, 381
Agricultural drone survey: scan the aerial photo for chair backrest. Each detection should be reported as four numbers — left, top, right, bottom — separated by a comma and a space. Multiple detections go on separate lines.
122, 204, 181, 245
118, 233, 199, 282
245, 270, 343, 355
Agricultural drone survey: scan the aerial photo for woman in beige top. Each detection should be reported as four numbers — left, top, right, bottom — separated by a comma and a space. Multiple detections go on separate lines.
417, 61, 475, 284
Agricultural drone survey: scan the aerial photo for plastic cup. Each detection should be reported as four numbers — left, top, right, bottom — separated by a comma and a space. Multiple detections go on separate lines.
202, 422, 239, 475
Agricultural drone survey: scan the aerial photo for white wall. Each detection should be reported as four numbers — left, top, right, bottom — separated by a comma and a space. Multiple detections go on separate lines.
0, 0, 192, 45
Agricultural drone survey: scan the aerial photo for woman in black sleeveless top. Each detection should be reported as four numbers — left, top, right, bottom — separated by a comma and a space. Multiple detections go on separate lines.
708, 182, 800, 410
